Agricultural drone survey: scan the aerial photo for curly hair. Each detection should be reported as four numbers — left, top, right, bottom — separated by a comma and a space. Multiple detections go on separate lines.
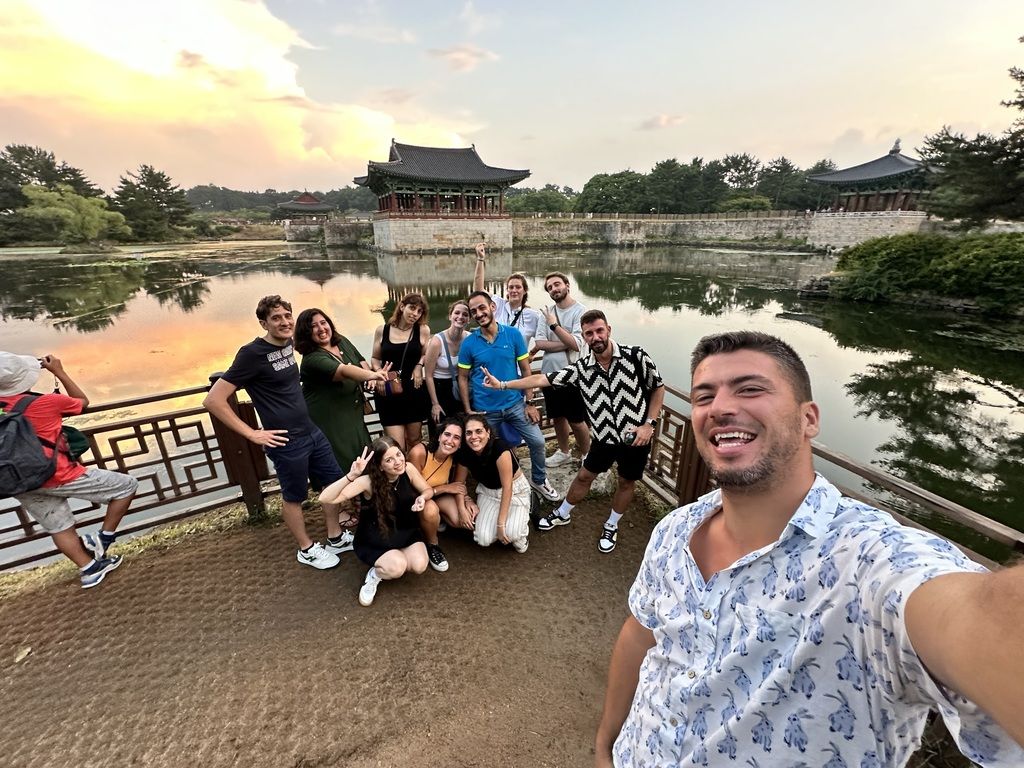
293, 308, 342, 355
367, 436, 402, 538
255, 295, 291, 321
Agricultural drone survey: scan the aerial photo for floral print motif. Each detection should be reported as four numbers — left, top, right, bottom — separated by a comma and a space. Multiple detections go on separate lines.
615, 475, 1022, 767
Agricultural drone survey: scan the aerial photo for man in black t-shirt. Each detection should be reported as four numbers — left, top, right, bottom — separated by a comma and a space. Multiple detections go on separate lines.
204, 295, 383, 569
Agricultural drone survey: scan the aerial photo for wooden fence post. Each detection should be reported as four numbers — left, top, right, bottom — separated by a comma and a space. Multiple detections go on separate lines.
207, 373, 268, 521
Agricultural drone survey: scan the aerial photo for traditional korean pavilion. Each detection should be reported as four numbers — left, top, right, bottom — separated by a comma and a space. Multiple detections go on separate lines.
809, 140, 930, 212
275, 191, 335, 222
355, 141, 530, 217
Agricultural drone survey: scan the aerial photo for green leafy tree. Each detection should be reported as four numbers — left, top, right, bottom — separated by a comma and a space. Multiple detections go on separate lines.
0, 144, 102, 212
505, 188, 573, 212
112, 165, 192, 241
19, 184, 129, 243
574, 171, 646, 213
920, 37, 1024, 225
756, 156, 803, 209
720, 153, 761, 192
717, 194, 773, 212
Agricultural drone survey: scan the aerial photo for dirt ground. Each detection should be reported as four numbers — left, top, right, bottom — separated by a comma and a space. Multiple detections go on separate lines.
0, 492, 656, 768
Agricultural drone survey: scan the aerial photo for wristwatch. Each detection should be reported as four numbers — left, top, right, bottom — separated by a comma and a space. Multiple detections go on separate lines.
549, 323, 559, 331
647, 418, 658, 427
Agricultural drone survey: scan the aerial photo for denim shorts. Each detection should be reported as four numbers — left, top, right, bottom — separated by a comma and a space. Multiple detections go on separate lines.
265, 428, 343, 502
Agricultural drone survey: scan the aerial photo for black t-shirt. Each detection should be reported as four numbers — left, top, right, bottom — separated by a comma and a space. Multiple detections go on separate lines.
221, 337, 314, 434
456, 438, 519, 489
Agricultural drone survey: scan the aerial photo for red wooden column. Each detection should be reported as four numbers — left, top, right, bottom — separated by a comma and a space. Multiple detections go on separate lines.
389, 192, 397, 212
499, 190, 505, 214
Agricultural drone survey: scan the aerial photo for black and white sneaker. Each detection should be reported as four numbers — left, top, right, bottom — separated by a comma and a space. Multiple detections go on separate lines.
427, 544, 449, 572
536, 512, 571, 532
597, 524, 618, 554
81, 532, 106, 560
325, 530, 354, 554
296, 542, 339, 569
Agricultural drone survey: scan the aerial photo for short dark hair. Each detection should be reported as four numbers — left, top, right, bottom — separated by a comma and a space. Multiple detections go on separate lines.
543, 272, 570, 290
690, 331, 812, 402
389, 293, 428, 325
467, 290, 493, 305
256, 295, 291, 321
293, 308, 341, 355
580, 309, 607, 327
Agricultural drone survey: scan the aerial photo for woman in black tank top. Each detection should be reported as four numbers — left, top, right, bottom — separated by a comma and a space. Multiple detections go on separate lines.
370, 293, 432, 451
319, 436, 436, 606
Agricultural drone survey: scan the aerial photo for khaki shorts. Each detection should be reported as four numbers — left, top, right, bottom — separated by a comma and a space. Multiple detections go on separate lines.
16, 469, 139, 533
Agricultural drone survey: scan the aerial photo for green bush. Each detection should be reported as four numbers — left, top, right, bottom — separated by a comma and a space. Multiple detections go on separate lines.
833, 232, 1024, 312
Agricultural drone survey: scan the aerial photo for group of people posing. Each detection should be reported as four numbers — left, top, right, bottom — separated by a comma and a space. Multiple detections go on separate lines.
202, 242, 665, 606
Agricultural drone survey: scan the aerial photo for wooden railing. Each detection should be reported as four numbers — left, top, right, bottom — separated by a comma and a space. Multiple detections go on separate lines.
2, 377, 1021, 571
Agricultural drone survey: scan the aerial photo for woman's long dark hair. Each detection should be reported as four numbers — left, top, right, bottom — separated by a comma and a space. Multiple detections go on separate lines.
367, 436, 402, 538
293, 308, 342, 355
427, 416, 464, 454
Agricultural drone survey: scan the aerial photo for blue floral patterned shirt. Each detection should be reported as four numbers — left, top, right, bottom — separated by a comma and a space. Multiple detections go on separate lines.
615, 474, 1023, 767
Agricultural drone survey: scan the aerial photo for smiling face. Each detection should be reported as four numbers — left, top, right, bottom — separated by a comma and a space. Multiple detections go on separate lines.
463, 417, 491, 454
505, 276, 526, 306
379, 445, 406, 479
449, 302, 470, 330
544, 275, 569, 303
259, 304, 294, 344
689, 349, 819, 490
468, 295, 495, 329
310, 313, 333, 348
437, 423, 463, 456
582, 318, 611, 355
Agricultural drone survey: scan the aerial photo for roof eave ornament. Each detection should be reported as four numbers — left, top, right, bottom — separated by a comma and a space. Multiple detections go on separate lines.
889, 138, 901, 155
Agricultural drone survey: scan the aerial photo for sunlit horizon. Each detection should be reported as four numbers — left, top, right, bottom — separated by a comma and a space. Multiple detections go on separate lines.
2, 0, 1022, 194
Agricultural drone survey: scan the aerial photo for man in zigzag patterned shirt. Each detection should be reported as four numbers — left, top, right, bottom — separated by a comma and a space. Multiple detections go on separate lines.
481, 309, 665, 554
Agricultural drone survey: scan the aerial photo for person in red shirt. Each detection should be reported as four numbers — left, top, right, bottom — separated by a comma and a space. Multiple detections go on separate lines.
0, 352, 137, 588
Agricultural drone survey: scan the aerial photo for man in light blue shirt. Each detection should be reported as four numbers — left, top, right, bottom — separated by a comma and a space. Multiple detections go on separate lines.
458, 290, 560, 502
595, 331, 1024, 767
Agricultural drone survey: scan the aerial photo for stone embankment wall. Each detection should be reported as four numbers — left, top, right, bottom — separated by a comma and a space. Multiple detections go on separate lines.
511, 212, 927, 250
285, 220, 373, 244
372, 218, 513, 252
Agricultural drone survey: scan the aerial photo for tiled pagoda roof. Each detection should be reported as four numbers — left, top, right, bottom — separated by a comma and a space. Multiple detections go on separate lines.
355, 141, 530, 186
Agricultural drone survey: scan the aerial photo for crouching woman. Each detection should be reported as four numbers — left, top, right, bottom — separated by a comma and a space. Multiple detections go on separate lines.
320, 437, 434, 606
454, 414, 532, 553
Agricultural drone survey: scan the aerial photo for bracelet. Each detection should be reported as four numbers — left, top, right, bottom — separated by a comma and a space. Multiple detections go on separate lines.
500, 380, 507, 390
346, 473, 357, 482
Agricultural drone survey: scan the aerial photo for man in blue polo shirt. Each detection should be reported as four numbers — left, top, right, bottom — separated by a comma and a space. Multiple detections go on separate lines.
458, 290, 560, 502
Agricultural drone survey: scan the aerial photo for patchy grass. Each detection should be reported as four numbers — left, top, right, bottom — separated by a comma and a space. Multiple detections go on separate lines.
0, 499, 284, 601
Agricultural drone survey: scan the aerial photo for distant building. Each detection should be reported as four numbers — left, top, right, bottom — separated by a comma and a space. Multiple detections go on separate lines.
355, 140, 530, 252
275, 191, 336, 222
809, 140, 930, 212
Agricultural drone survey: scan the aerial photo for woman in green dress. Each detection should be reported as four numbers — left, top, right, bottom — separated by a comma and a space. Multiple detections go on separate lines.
295, 308, 387, 471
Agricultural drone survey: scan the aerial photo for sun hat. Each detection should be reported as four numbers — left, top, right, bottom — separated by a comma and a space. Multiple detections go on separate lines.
0, 352, 42, 398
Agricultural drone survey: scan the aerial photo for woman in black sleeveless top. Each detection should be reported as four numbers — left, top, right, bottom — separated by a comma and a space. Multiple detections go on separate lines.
371, 293, 432, 451
319, 437, 435, 606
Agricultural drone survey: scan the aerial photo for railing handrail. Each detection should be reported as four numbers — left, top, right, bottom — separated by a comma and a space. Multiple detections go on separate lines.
3, 376, 1021, 571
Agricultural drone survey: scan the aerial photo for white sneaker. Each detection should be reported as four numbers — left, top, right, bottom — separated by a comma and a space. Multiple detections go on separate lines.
359, 568, 381, 606
530, 479, 561, 502
513, 538, 529, 553
546, 449, 573, 467
325, 530, 354, 554
296, 542, 340, 569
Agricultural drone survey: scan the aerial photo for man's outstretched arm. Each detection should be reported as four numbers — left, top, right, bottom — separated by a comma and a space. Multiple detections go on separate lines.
594, 616, 656, 767
906, 566, 1024, 745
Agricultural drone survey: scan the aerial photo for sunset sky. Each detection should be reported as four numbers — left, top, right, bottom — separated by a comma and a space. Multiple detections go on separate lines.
2, 1, 1022, 194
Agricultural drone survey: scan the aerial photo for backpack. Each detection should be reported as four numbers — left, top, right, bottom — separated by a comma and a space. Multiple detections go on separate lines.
0, 394, 58, 496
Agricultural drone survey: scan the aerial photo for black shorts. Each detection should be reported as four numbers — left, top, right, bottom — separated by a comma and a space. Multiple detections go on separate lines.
582, 440, 651, 482
543, 385, 587, 423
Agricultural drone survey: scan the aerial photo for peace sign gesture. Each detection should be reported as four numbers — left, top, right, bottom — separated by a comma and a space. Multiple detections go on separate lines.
347, 446, 372, 481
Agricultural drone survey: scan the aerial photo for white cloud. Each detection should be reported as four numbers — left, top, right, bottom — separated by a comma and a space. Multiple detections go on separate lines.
459, 1, 498, 36
333, 23, 416, 45
638, 114, 686, 131
428, 44, 499, 72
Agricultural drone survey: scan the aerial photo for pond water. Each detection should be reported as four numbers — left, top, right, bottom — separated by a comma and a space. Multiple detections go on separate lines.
2, 241, 1022, 557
